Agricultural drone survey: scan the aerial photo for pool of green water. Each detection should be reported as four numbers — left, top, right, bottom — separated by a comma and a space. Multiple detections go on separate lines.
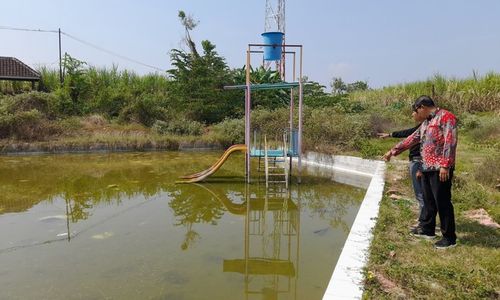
0, 152, 366, 300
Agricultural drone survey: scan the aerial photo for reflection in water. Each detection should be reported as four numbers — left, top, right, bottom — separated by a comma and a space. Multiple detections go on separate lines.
0, 154, 174, 219
169, 187, 225, 250
0, 152, 365, 299
196, 183, 300, 300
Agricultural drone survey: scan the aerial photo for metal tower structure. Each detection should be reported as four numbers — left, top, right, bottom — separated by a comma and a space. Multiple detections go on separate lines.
264, 0, 286, 79
265, 0, 285, 33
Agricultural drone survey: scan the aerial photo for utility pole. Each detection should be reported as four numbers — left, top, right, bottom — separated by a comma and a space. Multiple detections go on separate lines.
58, 28, 63, 86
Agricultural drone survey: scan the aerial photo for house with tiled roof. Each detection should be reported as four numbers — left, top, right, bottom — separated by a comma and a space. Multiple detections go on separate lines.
0, 56, 40, 89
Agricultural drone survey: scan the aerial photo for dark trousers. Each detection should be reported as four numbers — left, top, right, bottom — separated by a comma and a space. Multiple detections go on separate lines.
421, 169, 456, 242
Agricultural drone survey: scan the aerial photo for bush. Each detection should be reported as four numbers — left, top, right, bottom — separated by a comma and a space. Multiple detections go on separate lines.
53, 88, 78, 116
303, 107, 371, 150
209, 118, 245, 147
0, 109, 61, 140
38, 66, 60, 92
251, 108, 290, 141
459, 113, 481, 130
58, 117, 83, 132
469, 117, 500, 144
0, 93, 63, 140
0, 92, 58, 118
118, 94, 169, 126
152, 119, 203, 136
86, 86, 134, 117
368, 112, 397, 136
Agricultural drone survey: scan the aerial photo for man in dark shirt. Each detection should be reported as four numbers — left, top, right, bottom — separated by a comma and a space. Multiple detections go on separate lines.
379, 109, 424, 229
384, 96, 458, 249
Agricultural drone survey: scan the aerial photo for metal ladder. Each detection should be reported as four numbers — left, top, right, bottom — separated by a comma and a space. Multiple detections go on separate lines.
264, 134, 289, 189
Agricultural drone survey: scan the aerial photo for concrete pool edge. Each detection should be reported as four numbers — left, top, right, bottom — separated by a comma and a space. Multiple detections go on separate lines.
300, 152, 386, 300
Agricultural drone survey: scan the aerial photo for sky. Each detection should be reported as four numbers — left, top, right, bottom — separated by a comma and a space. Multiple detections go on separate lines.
1, 0, 500, 89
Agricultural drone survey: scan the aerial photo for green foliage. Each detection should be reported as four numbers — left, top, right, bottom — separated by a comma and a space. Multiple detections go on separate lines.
351, 72, 500, 113
0, 92, 57, 117
303, 107, 371, 150
0, 92, 63, 140
232, 66, 290, 109
178, 10, 199, 57
152, 119, 203, 136
38, 66, 60, 92
0, 109, 60, 140
208, 118, 245, 147
57, 116, 82, 132
358, 139, 386, 158
34, 58, 174, 124
331, 77, 347, 95
452, 174, 491, 211
302, 79, 326, 98
0, 80, 34, 95
473, 152, 500, 187
346, 80, 369, 93
61, 53, 89, 114
458, 113, 481, 130
251, 108, 290, 141
330, 77, 369, 95
118, 94, 169, 127
53, 88, 76, 116
468, 116, 500, 145
168, 41, 239, 123
305, 77, 367, 112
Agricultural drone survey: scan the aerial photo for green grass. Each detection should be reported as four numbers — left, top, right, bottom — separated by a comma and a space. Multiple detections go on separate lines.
364, 195, 500, 299
363, 130, 500, 299
351, 72, 500, 114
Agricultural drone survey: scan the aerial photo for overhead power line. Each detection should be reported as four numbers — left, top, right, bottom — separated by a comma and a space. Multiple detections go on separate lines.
0, 25, 58, 33
60, 31, 164, 72
0, 25, 165, 72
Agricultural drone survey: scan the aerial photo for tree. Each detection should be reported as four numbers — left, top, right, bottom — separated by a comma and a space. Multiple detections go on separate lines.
168, 40, 238, 123
178, 10, 199, 57
330, 77, 369, 94
331, 77, 347, 95
232, 66, 289, 109
346, 81, 369, 93
301, 76, 327, 98
59, 53, 89, 114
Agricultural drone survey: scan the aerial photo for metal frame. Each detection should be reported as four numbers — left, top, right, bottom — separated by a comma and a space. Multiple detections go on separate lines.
244, 43, 303, 184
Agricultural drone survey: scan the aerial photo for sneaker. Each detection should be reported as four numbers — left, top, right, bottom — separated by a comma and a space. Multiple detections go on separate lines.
410, 223, 420, 230
434, 238, 457, 249
410, 227, 436, 240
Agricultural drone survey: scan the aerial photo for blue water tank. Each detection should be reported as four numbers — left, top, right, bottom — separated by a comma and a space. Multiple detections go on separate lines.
261, 32, 284, 61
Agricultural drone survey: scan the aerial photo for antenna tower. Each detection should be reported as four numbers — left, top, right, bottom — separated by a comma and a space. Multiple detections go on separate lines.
264, 0, 286, 79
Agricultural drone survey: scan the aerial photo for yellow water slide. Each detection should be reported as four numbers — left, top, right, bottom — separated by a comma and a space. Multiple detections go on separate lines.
176, 144, 247, 183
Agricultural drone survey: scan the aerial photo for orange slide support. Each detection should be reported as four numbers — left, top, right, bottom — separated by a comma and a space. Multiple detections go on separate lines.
176, 144, 247, 183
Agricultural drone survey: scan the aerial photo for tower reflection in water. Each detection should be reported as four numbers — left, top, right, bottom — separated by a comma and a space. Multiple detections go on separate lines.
199, 183, 300, 300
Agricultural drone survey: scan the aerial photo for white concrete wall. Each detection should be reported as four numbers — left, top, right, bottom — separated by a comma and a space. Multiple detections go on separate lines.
300, 152, 386, 300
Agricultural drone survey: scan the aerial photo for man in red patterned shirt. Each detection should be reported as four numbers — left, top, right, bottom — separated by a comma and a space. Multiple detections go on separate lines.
383, 95, 458, 249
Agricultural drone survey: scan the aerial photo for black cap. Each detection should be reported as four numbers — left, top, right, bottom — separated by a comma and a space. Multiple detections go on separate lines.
414, 95, 435, 108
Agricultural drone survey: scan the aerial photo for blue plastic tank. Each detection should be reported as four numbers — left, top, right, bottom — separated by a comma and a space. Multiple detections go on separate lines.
261, 32, 284, 61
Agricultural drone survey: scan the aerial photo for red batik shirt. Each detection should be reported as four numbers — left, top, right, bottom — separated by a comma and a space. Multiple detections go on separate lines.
390, 108, 458, 171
